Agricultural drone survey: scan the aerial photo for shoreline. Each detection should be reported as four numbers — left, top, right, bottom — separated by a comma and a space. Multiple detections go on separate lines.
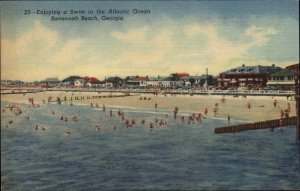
1, 91, 296, 123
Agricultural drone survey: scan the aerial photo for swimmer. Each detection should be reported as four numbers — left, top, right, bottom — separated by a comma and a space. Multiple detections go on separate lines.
131, 119, 136, 125
72, 116, 79, 122
149, 123, 154, 129
95, 126, 100, 131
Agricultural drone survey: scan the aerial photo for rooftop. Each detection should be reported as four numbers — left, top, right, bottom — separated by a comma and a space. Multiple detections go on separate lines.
221, 64, 282, 75
270, 69, 294, 77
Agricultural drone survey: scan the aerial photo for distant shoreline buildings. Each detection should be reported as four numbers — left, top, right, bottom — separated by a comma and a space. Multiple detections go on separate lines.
1, 63, 299, 91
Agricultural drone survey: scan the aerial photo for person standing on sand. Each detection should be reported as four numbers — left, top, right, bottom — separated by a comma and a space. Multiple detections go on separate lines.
247, 103, 251, 110
228, 115, 231, 124
155, 102, 157, 110
204, 107, 208, 116
287, 103, 291, 112
273, 99, 277, 108
213, 107, 217, 117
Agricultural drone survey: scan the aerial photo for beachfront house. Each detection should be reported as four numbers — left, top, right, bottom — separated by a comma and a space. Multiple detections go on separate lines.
40, 77, 61, 88
217, 64, 282, 89
267, 69, 296, 90
124, 76, 149, 88
83, 76, 102, 88
1, 80, 25, 87
1, 80, 13, 86
147, 76, 170, 88
62, 76, 82, 87
146, 73, 189, 89
105, 76, 124, 88
74, 79, 87, 87
180, 74, 214, 88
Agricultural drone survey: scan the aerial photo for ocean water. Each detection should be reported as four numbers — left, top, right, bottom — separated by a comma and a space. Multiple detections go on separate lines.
1, 101, 300, 190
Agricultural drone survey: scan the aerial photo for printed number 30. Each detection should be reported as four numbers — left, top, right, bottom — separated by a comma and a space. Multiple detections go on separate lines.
24, 10, 30, 15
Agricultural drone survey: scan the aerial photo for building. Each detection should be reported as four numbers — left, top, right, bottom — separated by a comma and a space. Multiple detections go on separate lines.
1, 80, 25, 86
74, 79, 86, 87
124, 76, 149, 88
217, 64, 282, 89
62, 76, 82, 87
105, 76, 124, 88
40, 77, 61, 87
181, 74, 214, 88
267, 69, 295, 90
146, 76, 171, 88
146, 74, 184, 88
83, 76, 102, 88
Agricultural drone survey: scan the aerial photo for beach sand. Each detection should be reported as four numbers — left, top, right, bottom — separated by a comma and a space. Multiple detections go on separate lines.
1, 91, 296, 122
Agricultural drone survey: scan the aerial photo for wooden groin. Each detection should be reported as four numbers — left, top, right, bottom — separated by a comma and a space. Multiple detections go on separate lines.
215, 117, 297, 134
1, 90, 45, 95
49, 94, 132, 103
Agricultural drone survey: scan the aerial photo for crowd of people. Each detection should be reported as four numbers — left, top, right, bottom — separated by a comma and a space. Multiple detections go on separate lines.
1, 93, 296, 135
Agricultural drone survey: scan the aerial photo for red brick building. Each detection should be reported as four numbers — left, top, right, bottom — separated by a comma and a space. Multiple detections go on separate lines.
217, 64, 282, 89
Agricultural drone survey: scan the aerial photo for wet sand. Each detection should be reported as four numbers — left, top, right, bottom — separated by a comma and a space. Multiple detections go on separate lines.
1, 91, 296, 122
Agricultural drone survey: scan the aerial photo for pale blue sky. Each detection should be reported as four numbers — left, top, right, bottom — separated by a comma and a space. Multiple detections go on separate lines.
1, 0, 299, 81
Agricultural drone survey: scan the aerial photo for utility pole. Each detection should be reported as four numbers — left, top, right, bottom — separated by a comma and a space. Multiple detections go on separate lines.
206, 68, 208, 91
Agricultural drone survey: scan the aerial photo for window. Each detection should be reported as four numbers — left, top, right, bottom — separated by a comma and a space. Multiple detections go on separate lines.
240, 82, 246, 87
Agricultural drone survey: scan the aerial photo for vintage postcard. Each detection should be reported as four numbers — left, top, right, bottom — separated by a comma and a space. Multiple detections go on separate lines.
1, 0, 299, 190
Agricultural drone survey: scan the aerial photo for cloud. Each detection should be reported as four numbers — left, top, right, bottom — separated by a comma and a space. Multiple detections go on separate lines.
1, 21, 85, 81
50, 39, 84, 66
1, 16, 297, 81
180, 23, 282, 73
110, 27, 174, 69
245, 25, 278, 46
111, 26, 148, 44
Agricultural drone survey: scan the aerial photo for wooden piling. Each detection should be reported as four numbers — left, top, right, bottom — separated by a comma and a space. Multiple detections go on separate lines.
215, 116, 297, 134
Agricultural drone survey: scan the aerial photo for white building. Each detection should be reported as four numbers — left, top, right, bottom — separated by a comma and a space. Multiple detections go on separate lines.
74, 79, 86, 87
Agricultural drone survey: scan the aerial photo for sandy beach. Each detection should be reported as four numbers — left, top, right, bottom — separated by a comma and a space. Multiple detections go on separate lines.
1, 91, 296, 123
